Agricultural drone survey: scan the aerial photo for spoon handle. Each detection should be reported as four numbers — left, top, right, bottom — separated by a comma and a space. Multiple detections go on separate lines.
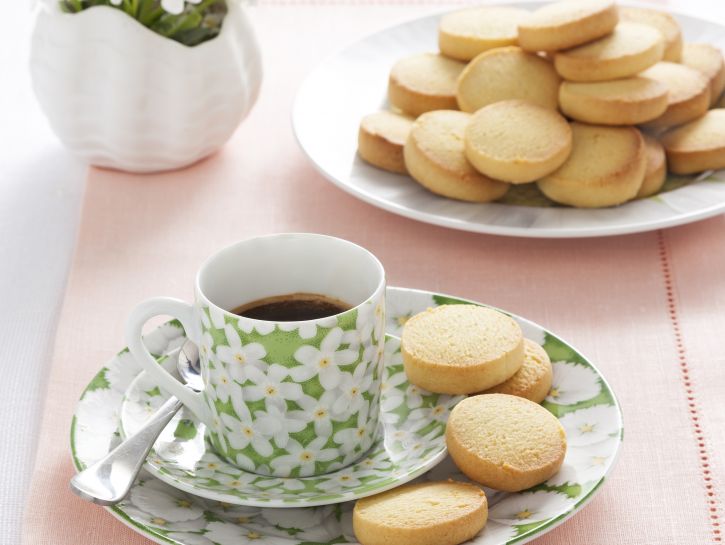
70, 395, 183, 505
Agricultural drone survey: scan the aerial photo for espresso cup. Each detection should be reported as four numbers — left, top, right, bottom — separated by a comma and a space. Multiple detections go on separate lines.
126, 233, 386, 477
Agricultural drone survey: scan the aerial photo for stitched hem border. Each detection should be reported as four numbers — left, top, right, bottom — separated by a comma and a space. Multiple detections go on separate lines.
658, 229, 722, 543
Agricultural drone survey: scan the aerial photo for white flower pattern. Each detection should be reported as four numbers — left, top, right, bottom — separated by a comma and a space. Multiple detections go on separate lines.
205, 521, 290, 545
242, 364, 303, 412
290, 327, 357, 389
332, 361, 374, 415
130, 479, 203, 522
269, 438, 339, 477
547, 361, 602, 405
254, 404, 307, 449
547, 438, 619, 486
215, 324, 267, 384
238, 317, 276, 336
221, 412, 276, 458
279, 316, 337, 339
558, 405, 620, 447
288, 391, 338, 436
489, 490, 575, 524
333, 404, 375, 456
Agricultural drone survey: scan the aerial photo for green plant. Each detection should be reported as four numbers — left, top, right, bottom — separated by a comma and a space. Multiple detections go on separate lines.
59, 0, 228, 46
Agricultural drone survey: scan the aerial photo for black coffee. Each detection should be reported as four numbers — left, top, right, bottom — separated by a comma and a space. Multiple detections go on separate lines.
232, 293, 351, 321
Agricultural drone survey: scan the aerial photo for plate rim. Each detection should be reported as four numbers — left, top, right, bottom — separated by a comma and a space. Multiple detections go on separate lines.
291, 1, 725, 238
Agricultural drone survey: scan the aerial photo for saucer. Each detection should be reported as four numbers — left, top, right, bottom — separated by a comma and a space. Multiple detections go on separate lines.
119, 335, 464, 507
71, 286, 622, 545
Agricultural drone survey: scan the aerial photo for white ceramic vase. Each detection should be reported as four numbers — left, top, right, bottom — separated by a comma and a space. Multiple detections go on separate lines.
30, 2, 262, 173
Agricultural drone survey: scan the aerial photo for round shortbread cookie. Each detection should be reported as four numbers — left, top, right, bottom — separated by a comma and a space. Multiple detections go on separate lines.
538, 123, 646, 208
446, 394, 567, 492
639, 62, 711, 130
456, 46, 560, 112
358, 111, 414, 174
660, 109, 725, 174
481, 339, 553, 403
464, 100, 572, 184
401, 304, 524, 395
553, 22, 664, 82
681, 43, 725, 107
559, 77, 668, 125
388, 53, 466, 117
404, 111, 510, 203
518, 0, 618, 52
439, 6, 531, 61
637, 133, 667, 198
353, 481, 488, 545
619, 6, 683, 62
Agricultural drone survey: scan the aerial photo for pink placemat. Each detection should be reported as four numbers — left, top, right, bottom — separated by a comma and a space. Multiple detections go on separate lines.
23, 4, 723, 545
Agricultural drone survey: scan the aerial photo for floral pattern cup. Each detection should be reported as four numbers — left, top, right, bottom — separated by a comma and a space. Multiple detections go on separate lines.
126, 234, 386, 477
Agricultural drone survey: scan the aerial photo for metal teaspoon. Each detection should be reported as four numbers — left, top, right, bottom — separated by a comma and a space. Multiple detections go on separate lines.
70, 340, 202, 505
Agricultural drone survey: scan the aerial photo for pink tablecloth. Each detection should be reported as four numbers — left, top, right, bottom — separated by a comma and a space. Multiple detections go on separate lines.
22, 4, 723, 545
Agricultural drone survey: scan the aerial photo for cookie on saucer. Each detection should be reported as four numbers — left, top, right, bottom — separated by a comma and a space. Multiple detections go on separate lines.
681, 43, 725, 106
353, 481, 488, 545
456, 46, 560, 112
660, 109, 725, 174
464, 99, 572, 184
517, 0, 618, 52
358, 111, 414, 174
637, 133, 667, 198
553, 22, 664, 82
639, 62, 711, 130
446, 394, 567, 492
618, 6, 683, 62
439, 6, 530, 61
538, 123, 646, 208
481, 339, 553, 403
388, 53, 466, 117
401, 304, 524, 394
404, 110, 510, 203
558, 77, 668, 126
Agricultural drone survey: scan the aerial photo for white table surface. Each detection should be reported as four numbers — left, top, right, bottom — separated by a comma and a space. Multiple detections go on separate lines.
0, 2, 85, 543
0, 1, 721, 545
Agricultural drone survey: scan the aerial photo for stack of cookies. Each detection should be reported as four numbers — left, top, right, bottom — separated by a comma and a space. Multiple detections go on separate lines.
357, 0, 725, 208
352, 304, 566, 545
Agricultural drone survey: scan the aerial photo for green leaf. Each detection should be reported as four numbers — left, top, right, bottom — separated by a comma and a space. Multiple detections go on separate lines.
203, 510, 224, 523
85, 368, 110, 392
542, 333, 587, 365
145, 386, 162, 397
173, 419, 198, 440
58, 0, 227, 46
152, 10, 203, 39
299, 538, 349, 545
166, 318, 185, 332
430, 295, 514, 317
513, 520, 548, 537
542, 381, 615, 417
275, 525, 303, 536
432, 295, 473, 307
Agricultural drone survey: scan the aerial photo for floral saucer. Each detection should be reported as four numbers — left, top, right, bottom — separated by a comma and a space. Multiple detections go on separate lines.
71, 287, 623, 545
119, 335, 463, 507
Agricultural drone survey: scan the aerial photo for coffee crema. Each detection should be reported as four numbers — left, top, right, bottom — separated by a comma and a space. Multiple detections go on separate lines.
232, 293, 351, 322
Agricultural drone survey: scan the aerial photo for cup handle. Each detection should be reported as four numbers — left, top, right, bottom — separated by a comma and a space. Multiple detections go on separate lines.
125, 297, 206, 421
